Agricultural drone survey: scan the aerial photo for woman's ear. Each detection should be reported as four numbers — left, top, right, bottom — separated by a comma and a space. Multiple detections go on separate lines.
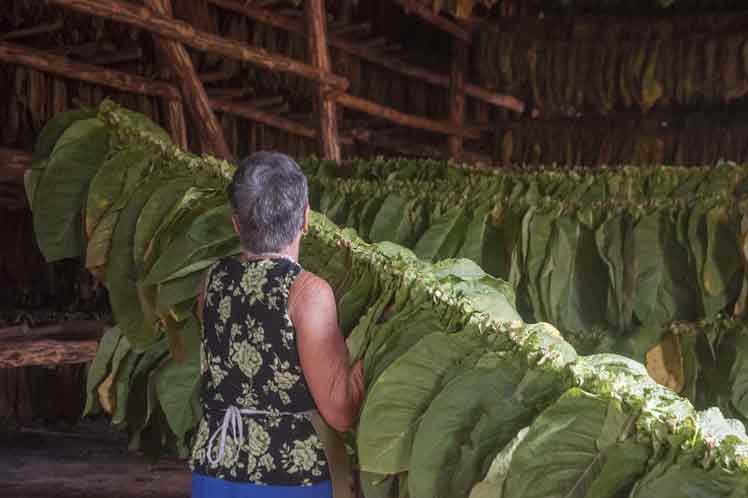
232, 215, 241, 236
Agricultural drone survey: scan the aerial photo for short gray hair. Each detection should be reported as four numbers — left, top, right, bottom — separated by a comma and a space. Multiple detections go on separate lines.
228, 151, 308, 254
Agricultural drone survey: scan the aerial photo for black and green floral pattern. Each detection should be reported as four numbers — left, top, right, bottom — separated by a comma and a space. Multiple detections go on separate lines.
190, 257, 330, 485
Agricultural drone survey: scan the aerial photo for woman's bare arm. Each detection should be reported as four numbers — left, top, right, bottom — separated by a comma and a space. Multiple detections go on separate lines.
290, 272, 364, 432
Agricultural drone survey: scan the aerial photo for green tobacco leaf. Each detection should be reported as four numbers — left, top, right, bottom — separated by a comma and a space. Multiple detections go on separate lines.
156, 317, 201, 442
133, 178, 193, 274
456, 204, 492, 268
26, 108, 97, 209
409, 355, 549, 498
631, 211, 678, 326
360, 472, 398, 498
629, 447, 748, 498
730, 332, 748, 421
33, 118, 111, 261
413, 207, 467, 261
702, 204, 742, 317
370, 194, 409, 243
86, 147, 152, 239
107, 179, 166, 350
125, 337, 170, 442
595, 213, 636, 332
141, 187, 218, 272
358, 196, 386, 240
112, 350, 142, 426
363, 303, 451, 389
525, 208, 558, 323
540, 216, 580, 329
338, 269, 376, 335
502, 388, 649, 498
357, 332, 485, 474
116, 106, 172, 143
83, 326, 123, 416
468, 427, 529, 498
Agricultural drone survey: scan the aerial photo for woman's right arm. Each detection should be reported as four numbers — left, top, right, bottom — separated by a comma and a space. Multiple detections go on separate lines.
290, 272, 364, 433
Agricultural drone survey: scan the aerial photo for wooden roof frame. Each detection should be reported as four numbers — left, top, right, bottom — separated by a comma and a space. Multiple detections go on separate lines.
1, 0, 525, 166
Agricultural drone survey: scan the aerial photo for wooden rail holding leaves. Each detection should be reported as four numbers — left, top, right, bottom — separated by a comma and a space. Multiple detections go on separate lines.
25, 103, 748, 498
300, 157, 748, 424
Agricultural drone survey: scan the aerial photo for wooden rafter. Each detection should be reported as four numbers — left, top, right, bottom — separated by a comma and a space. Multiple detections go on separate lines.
306, 0, 341, 161
0, 41, 180, 101
0, 46, 331, 154
393, 0, 472, 42
0, 21, 65, 41
211, 99, 353, 145
204, 0, 523, 113
144, 0, 232, 160
46, 0, 349, 90
336, 93, 481, 139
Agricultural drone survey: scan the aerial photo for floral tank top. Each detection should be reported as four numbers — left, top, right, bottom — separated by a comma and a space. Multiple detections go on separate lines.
190, 256, 330, 485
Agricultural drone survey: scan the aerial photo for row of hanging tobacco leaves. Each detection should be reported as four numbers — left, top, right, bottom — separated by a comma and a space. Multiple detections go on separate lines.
300, 157, 748, 425
26, 101, 748, 498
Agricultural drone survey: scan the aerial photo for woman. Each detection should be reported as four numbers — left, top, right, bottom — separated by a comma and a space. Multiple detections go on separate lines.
190, 152, 365, 498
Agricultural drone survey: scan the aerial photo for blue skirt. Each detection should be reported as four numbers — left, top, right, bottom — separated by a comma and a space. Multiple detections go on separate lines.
192, 473, 333, 498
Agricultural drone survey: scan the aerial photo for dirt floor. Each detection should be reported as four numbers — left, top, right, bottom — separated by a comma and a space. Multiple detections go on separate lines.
0, 420, 191, 498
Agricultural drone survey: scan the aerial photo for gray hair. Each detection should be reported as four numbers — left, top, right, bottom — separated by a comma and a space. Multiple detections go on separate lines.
228, 151, 308, 254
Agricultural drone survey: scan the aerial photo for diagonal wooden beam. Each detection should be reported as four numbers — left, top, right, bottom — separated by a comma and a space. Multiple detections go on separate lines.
204, 0, 523, 113
144, 0, 232, 160
46, 0, 348, 90
0, 41, 180, 100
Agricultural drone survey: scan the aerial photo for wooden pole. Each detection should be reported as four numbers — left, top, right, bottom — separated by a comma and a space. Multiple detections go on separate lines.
0, 41, 180, 101
336, 93, 481, 139
47, 0, 348, 90
164, 100, 189, 150
205, 0, 523, 113
448, 39, 468, 159
305, 0, 341, 161
144, 0, 232, 160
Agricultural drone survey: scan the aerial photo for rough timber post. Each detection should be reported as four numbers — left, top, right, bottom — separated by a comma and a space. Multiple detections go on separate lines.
144, 0, 233, 160
448, 39, 468, 160
305, 0, 342, 161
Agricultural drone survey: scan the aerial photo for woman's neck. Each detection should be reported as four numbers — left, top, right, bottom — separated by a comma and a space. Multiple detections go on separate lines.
244, 236, 301, 262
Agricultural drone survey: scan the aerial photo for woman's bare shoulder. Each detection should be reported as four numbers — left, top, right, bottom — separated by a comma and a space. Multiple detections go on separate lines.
290, 270, 335, 307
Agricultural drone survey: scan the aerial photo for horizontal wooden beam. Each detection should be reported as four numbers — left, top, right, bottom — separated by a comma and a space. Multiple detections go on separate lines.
87, 48, 143, 66
0, 41, 181, 100
0, 21, 65, 41
0, 147, 32, 166
393, 0, 471, 42
47, 0, 348, 90
0, 44, 341, 143
211, 99, 354, 145
0, 320, 107, 343
205, 0, 523, 113
331, 21, 371, 36
336, 93, 481, 139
